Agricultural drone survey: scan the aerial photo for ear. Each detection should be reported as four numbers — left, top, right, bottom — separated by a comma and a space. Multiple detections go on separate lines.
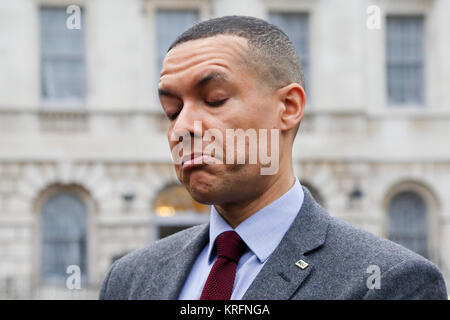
276, 83, 306, 133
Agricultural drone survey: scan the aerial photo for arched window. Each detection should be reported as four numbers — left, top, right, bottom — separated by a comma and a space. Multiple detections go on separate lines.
388, 191, 428, 258
153, 184, 209, 239
154, 184, 208, 217
41, 192, 87, 284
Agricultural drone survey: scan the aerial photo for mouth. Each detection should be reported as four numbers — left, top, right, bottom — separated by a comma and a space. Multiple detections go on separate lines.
181, 153, 217, 170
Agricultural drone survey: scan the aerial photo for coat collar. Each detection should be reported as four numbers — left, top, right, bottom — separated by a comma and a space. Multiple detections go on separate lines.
242, 187, 330, 299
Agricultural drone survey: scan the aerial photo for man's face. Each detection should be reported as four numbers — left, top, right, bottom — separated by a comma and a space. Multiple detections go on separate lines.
158, 35, 281, 205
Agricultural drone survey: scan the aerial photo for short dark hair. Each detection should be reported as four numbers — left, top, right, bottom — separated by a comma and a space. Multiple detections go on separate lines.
168, 15, 305, 90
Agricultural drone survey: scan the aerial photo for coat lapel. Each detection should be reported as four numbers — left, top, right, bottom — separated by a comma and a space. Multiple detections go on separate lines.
242, 188, 330, 300
142, 223, 210, 299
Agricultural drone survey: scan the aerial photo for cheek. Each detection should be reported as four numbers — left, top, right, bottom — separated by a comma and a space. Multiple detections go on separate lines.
167, 126, 181, 148
259, 100, 279, 127
168, 138, 177, 155
219, 99, 255, 129
242, 102, 276, 130
168, 138, 177, 150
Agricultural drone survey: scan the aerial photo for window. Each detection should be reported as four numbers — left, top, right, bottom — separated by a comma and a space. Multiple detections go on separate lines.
154, 184, 208, 217
41, 192, 87, 284
269, 12, 309, 92
155, 9, 199, 84
386, 16, 424, 106
388, 191, 428, 258
40, 7, 85, 105
153, 184, 208, 239
158, 225, 194, 239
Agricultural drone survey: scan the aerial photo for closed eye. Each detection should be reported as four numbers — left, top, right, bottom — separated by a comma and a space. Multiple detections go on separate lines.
205, 98, 228, 107
166, 98, 228, 120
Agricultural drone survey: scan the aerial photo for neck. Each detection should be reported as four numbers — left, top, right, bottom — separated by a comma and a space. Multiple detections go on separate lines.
214, 166, 296, 228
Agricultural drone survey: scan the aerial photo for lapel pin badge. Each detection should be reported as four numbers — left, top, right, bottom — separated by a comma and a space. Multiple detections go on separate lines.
295, 259, 309, 270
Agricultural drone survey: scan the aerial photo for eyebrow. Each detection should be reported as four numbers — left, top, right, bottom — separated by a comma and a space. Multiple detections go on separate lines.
158, 71, 229, 99
195, 71, 229, 88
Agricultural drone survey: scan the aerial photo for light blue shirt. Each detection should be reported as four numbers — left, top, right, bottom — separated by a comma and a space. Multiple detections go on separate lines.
177, 178, 304, 300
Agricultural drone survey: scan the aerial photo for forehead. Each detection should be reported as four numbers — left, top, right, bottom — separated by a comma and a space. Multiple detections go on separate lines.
159, 35, 250, 85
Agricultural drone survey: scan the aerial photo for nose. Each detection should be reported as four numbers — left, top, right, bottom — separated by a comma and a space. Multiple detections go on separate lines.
170, 102, 203, 143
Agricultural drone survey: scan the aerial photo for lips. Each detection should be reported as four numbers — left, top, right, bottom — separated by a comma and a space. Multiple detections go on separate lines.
181, 153, 217, 169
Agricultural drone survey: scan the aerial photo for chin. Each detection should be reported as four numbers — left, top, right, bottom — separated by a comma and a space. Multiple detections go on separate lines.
187, 183, 217, 205
190, 192, 217, 205
180, 169, 219, 204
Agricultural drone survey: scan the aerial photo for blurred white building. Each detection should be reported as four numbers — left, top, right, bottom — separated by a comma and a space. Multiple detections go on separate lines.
0, 0, 449, 299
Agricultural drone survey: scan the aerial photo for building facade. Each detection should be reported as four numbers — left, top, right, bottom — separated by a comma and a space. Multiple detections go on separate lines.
0, 0, 449, 299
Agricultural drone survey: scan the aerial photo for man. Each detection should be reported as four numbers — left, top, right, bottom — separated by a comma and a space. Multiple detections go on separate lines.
99, 16, 447, 300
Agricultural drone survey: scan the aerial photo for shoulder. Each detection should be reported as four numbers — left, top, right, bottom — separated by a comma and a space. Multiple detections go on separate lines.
117, 223, 206, 266
326, 214, 420, 265
99, 223, 207, 299
316, 213, 447, 299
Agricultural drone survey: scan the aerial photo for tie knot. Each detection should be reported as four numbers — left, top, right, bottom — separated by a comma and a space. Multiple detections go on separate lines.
215, 231, 245, 262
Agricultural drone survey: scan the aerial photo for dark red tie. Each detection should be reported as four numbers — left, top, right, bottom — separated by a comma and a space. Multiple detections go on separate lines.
200, 231, 246, 300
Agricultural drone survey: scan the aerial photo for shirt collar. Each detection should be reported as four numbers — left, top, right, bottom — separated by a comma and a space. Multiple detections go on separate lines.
207, 178, 304, 264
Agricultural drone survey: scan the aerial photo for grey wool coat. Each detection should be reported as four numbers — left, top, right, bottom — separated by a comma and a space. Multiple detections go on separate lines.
99, 187, 447, 300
